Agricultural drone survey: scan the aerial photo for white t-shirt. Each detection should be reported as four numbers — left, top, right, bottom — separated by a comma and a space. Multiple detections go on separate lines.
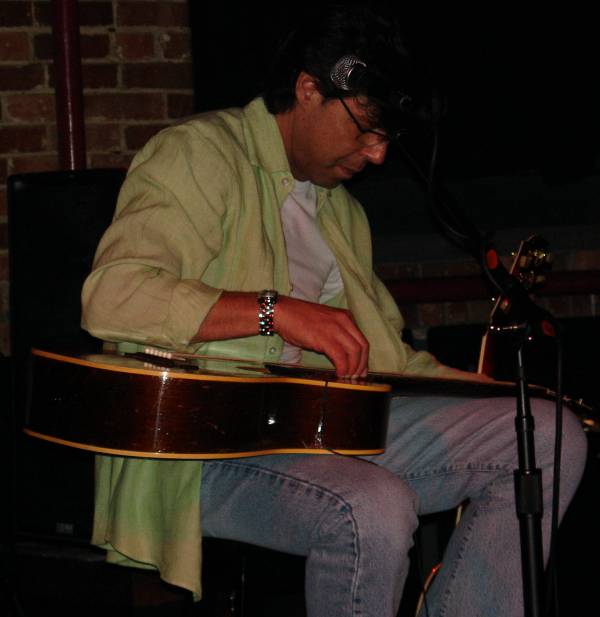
279, 180, 343, 363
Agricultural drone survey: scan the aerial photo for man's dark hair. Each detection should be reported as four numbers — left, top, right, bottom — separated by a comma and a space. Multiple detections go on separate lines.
263, 3, 416, 135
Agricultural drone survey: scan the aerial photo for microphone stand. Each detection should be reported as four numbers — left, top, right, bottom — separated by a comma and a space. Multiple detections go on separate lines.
396, 139, 558, 617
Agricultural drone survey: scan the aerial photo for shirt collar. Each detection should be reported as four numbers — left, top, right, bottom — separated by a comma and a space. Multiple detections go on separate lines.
242, 97, 290, 174
241, 97, 335, 205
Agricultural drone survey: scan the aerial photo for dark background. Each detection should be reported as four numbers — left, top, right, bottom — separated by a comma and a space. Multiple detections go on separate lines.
189, 4, 600, 180
189, 4, 600, 258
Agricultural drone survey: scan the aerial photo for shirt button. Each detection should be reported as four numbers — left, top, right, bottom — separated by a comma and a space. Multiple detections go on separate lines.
269, 347, 277, 354
282, 177, 290, 186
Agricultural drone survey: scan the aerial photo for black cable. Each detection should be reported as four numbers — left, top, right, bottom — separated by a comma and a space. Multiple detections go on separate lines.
396, 136, 477, 251
426, 123, 474, 246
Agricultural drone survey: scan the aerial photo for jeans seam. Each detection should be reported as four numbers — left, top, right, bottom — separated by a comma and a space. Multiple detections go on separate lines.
437, 496, 483, 617
404, 462, 512, 481
203, 460, 364, 615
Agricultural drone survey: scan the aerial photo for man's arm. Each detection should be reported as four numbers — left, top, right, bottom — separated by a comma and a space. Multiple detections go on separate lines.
193, 291, 369, 378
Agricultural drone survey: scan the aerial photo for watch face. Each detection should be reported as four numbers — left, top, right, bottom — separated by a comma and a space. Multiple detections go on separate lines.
260, 290, 278, 301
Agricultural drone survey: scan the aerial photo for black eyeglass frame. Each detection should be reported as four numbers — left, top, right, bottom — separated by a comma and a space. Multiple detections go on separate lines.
337, 97, 403, 146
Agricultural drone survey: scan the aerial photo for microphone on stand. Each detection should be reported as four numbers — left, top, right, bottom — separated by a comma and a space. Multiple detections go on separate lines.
395, 101, 561, 617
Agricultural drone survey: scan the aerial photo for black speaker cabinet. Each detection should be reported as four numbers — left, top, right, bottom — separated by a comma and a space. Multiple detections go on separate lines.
7, 169, 125, 541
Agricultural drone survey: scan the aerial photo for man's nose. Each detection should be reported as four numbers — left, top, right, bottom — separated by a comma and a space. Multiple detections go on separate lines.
362, 141, 388, 165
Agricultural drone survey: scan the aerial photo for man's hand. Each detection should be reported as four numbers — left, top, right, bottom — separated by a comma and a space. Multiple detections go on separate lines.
193, 291, 369, 379
274, 295, 369, 379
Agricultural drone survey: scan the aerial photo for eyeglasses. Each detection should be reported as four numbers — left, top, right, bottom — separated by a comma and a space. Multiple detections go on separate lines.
338, 97, 391, 147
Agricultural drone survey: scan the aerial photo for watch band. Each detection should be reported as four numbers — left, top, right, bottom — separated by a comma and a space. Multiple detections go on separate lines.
257, 289, 278, 336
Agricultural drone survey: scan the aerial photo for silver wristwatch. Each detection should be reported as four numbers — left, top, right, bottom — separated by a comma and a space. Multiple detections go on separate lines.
257, 289, 278, 336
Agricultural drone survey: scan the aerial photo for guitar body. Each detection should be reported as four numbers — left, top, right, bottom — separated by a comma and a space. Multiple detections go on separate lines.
25, 349, 392, 459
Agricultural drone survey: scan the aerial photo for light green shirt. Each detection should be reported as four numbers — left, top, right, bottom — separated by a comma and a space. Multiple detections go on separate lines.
81, 98, 452, 597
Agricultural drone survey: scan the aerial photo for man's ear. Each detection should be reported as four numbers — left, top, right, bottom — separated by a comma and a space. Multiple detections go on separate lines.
295, 71, 322, 108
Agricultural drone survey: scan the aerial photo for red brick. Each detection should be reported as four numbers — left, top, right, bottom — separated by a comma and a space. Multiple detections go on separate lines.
0, 32, 30, 61
34, 32, 111, 61
89, 152, 132, 169
538, 295, 572, 318
573, 249, 600, 270
421, 262, 448, 278
117, 2, 188, 27
0, 305, 6, 341
86, 123, 121, 151
0, 324, 9, 357
159, 31, 191, 60
85, 92, 166, 120
78, 2, 114, 27
81, 33, 111, 59
82, 63, 118, 89
0, 283, 6, 324
33, 1, 113, 27
115, 32, 155, 61
5, 93, 55, 123
395, 303, 419, 329
568, 294, 591, 318
0, 158, 7, 184
33, 1, 52, 26
445, 300, 469, 324
167, 93, 195, 118
0, 126, 47, 153
0, 1, 33, 27
32, 32, 53, 60
547, 250, 569, 271
123, 62, 193, 90
124, 123, 169, 150
45, 123, 57, 150
10, 153, 59, 174
81, 63, 118, 88
0, 250, 8, 281
468, 299, 494, 324
421, 260, 479, 278
377, 262, 423, 279
0, 64, 45, 91
418, 302, 446, 327
0, 194, 5, 220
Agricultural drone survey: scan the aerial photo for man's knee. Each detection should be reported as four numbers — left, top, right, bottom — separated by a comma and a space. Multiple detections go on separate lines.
317, 463, 419, 557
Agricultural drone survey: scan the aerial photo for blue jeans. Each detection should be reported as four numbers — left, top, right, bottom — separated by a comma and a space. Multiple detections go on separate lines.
200, 395, 587, 617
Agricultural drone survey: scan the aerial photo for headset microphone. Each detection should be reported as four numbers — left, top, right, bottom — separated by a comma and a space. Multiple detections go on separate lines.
329, 54, 367, 91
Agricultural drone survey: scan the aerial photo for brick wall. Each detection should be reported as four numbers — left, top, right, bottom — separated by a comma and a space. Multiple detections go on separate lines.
0, 0, 194, 355
375, 250, 600, 343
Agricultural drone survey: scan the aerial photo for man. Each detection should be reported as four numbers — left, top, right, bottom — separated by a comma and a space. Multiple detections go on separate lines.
82, 4, 587, 616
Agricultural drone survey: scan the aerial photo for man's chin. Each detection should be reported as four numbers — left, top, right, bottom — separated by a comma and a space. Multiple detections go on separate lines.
313, 175, 342, 190
319, 167, 353, 189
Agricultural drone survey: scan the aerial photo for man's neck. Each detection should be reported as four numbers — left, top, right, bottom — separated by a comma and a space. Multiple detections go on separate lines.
275, 109, 306, 182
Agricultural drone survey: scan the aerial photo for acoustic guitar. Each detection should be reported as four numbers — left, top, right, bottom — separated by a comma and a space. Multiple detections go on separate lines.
26, 347, 597, 461
25, 348, 392, 459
